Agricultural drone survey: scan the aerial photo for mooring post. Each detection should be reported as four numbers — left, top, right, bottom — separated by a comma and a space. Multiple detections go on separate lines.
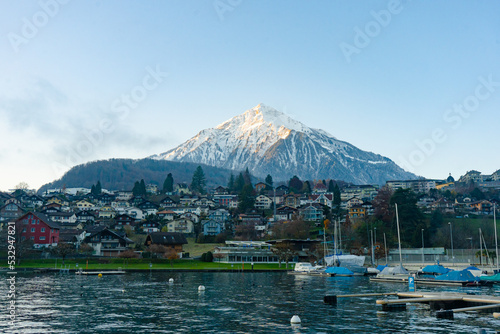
381, 303, 407, 311
436, 309, 454, 319
324, 295, 337, 305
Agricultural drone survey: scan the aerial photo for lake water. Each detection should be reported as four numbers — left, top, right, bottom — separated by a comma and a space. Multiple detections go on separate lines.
1, 271, 500, 333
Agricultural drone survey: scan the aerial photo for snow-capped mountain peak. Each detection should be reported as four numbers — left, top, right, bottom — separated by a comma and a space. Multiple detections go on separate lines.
152, 104, 416, 184
216, 103, 310, 137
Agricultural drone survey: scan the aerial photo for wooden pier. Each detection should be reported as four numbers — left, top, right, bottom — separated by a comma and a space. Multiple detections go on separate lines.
324, 291, 500, 319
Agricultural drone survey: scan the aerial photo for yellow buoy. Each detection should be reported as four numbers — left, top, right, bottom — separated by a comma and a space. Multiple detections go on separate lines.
98, 273, 102, 278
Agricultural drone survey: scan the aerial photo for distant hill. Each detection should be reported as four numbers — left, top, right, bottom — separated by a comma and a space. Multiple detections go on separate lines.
38, 159, 234, 193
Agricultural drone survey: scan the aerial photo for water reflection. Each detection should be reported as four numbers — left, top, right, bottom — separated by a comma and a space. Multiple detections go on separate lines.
1, 272, 500, 333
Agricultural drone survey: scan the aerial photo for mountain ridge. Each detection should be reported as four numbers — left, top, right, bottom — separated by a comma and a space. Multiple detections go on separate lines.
151, 104, 417, 184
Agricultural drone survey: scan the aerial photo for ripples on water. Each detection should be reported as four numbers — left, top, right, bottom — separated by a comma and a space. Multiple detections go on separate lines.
1, 271, 500, 333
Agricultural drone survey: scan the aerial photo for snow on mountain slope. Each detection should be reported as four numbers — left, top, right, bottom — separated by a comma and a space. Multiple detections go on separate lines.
151, 104, 416, 184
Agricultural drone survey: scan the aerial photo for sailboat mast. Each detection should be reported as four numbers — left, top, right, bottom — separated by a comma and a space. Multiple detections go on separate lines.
339, 217, 342, 252
494, 203, 498, 270
480, 228, 483, 266
334, 219, 337, 257
395, 203, 403, 266
323, 225, 327, 264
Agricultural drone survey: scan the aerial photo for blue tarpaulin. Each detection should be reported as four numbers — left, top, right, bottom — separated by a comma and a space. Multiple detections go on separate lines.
465, 266, 480, 271
435, 270, 476, 281
422, 264, 451, 275
325, 266, 354, 276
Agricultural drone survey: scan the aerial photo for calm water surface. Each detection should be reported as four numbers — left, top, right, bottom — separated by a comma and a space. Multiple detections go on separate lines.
1, 271, 500, 333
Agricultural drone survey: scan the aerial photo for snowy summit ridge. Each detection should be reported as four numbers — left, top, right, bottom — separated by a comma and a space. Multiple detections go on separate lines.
151, 104, 415, 184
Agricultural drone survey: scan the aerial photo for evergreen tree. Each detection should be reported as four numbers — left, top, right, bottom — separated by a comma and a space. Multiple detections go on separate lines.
390, 188, 426, 247
301, 181, 312, 194
265, 174, 273, 190
140, 179, 147, 195
470, 188, 485, 200
95, 181, 102, 195
429, 209, 443, 236
243, 167, 252, 185
91, 184, 96, 196
228, 174, 235, 192
333, 183, 341, 206
328, 180, 335, 193
163, 173, 174, 193
238, 184, 255, 212
190, 166, 206, 194
289, 176, 303, 194
132, 181, 141, 196
235, 173, 245, 192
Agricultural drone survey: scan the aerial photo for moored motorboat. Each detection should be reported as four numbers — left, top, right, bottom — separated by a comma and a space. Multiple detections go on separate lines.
288, 262, 327, 276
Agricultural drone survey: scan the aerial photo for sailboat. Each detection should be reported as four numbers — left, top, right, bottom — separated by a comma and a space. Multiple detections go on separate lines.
370, 203, 410, 282
324, 218, 367, 276
480, 203, 500, 283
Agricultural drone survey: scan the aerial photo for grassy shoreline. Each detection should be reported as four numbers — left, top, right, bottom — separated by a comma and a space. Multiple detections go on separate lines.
3, 258, 292, 271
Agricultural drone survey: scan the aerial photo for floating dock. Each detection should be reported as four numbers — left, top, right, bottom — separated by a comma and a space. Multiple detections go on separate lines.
76, 271, 126, 275
370, 276, 492, 287
324, 291, 500, 319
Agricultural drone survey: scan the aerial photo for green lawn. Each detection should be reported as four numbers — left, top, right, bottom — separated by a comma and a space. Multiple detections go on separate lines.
9, 258, 289, 271
183, 238, 224, 257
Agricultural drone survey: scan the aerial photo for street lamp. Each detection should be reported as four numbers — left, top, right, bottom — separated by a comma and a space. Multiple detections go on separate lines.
449, 222, 454, 267
421, 228, 424, 266
466, 237, 473, 264
383, 232, 388, 265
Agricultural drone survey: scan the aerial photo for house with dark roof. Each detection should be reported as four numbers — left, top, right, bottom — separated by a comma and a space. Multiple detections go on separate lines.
16, 212, 60, 248
274, 206, 297, 222
137, 200, 159, 216
59, 229, 86, 246
113, 213, 138, 230
159, 196, 178, 208
75, 210, 96, 224
0, 201, 25, 222
213, 186, 228, 195
144, 232, 188, 256
84, 228, 133, 256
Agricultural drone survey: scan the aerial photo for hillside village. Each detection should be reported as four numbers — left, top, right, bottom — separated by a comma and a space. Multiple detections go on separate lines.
1, 169, 500, 262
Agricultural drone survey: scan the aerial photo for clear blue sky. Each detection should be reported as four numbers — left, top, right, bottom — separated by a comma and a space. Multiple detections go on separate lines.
1, 0, 499, 191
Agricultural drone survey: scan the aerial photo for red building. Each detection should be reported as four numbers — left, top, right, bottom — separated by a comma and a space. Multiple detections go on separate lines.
16, 212, 60, 248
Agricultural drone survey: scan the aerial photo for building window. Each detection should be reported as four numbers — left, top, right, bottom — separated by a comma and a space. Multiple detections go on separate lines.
30, 236, 34, 240
39, 236, 45, 240
31, 228, 35, 232
41, 228, 45, 232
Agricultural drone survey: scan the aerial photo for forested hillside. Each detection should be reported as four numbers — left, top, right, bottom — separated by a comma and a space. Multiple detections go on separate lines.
38, 159, 234, 193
